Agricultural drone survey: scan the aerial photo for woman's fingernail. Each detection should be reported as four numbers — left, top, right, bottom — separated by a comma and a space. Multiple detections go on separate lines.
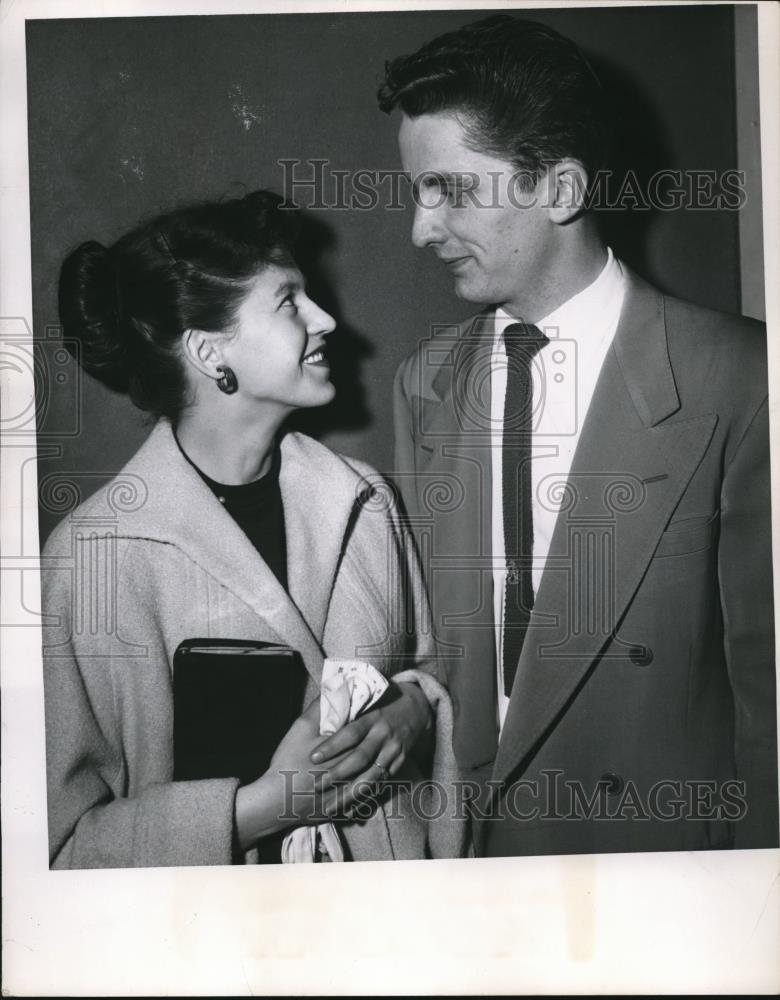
311, 751, 323, 763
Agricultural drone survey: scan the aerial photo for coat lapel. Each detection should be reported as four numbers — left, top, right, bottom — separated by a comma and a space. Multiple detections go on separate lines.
491, 271, 718, 788
112, 421, 362, 687
279, 432, 367, 644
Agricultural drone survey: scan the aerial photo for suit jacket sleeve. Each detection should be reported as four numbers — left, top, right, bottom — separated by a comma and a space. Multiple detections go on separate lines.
719, 395, 779, 848
379, 478, 471, 858
43, 537, 240, 869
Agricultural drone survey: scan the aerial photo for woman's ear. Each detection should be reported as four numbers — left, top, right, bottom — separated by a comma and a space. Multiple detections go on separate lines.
181, 329, 224, 381
547, 159, 590, 224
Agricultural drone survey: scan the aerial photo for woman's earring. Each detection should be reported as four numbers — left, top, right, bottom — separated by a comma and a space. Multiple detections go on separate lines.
216, 365, 238, 395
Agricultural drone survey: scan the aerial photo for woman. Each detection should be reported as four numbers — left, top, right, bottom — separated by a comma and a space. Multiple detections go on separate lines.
43, 190, 467, 868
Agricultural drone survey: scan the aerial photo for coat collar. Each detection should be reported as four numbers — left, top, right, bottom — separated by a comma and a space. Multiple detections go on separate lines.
428, 266, 680, 430
106, 420, 368, 685
431, 311, 495, 410
611, 267, 681, 427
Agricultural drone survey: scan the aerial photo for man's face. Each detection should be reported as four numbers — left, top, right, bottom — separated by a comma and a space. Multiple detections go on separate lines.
398, 112, 556, 318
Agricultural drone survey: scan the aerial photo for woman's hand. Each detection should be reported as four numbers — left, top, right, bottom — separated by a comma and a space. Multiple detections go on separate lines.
234, 689, 430, 851
235, 699, 331, 849
309, 681, 433, 804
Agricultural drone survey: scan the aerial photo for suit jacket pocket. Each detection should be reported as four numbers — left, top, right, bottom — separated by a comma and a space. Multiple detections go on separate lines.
653, 511, 720, 558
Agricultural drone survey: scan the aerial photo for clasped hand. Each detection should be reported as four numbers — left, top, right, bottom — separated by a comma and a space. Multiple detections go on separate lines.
311, 680, 432, 813
235, 680, 431, 850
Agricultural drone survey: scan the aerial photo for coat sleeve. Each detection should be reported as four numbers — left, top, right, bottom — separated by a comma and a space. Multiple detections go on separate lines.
718, 395, 779, 849
42, 535, 240, 869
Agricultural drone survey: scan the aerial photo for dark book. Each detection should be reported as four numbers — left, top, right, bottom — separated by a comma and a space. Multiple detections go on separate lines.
172, 638, 307, 787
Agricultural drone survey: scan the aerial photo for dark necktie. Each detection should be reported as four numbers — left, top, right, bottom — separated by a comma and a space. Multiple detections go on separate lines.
502, 322, 549, 696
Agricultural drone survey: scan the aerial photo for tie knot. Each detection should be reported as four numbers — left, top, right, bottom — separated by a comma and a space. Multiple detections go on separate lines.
503, 323, 549, 360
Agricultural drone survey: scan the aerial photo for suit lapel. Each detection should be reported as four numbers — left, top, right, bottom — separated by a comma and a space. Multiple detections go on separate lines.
419, 313, 502, 768
491, 272, 718, 787
424, 309, 496, 548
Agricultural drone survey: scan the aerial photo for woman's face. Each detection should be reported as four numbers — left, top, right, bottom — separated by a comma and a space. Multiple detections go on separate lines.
221, 263, 336, 413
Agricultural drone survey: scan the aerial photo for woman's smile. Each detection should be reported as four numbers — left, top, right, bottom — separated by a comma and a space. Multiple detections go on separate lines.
302, 346, 329, 368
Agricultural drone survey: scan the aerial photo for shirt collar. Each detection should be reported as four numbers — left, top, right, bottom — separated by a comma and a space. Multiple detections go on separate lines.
494, 247, 625, 346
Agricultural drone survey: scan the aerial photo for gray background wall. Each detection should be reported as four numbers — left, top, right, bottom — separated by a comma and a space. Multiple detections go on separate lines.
28, 4, 762, 543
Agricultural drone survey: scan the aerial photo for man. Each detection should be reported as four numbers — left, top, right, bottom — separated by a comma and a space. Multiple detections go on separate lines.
378, 15, 778, 855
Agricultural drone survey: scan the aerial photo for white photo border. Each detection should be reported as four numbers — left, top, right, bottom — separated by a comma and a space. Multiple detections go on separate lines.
2, 1, 779, 995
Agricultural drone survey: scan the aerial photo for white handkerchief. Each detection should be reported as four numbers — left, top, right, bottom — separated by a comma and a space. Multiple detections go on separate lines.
320, 658, 389, 735
281, 659, 388, 863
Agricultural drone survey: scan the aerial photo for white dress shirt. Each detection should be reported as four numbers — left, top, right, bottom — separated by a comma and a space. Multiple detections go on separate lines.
491, 248, 627, 731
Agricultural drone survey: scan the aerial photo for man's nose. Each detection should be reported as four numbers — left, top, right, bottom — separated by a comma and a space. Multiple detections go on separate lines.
411, 203, 444, 248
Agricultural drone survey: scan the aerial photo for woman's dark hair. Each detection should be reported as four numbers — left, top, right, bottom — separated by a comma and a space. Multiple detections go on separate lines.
378, 15, 611, 184
58, 189, 301, 419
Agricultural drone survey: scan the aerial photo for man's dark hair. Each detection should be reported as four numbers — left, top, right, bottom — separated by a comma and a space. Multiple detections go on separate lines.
378, 14, 611, 184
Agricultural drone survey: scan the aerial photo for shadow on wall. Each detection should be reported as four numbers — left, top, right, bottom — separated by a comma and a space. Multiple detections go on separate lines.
288, 213, 374, 439
589, 54, 675, 292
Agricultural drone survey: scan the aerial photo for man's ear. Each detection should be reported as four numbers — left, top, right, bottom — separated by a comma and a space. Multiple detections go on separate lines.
547, 159, 590, 223
181, 329, 224, 381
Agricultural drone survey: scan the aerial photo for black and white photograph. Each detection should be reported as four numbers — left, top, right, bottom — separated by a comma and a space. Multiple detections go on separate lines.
2, 0, 779, 994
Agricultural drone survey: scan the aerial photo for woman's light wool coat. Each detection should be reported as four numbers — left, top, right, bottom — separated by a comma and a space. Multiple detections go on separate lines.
42, 420, 468, 868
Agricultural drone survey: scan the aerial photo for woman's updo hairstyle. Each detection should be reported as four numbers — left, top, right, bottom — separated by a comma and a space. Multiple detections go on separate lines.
58, 190, 301, 419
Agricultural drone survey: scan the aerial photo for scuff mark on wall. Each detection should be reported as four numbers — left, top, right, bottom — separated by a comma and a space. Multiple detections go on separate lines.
228, 83, 262, 131
119, 154, 145, 181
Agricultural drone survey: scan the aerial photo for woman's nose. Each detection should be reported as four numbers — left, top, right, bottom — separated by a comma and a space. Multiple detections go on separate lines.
307, 301, 336, 337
